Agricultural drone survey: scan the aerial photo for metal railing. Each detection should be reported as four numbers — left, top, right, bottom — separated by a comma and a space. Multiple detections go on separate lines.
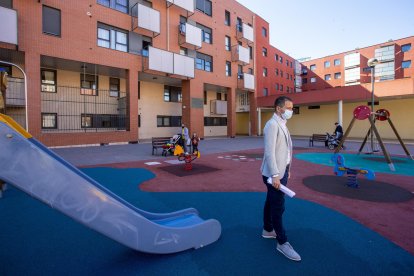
41, 85, 128, 133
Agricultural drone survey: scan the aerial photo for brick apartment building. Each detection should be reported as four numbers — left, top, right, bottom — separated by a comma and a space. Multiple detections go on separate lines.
1, 0, 413, 146
257, 36, 414, 140
0, 0, 260, 146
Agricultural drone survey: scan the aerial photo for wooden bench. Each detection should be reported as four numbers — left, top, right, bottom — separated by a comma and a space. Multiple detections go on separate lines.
309, 134, 327, 147
152, 137, 171, 155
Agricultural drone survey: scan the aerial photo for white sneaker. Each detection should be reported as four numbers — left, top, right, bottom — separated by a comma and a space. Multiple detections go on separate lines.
277, 242, 301, 261
262, 229, 277, 239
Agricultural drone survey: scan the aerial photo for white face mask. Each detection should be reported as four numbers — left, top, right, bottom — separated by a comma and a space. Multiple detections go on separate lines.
281, 109, 293, 120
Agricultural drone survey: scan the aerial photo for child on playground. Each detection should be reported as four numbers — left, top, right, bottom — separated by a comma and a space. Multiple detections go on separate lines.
191, 133, 200, 153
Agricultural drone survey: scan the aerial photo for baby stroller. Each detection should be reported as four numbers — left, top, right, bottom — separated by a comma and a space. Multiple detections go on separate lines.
162, 134, 182, 156
326, 133, 345, 150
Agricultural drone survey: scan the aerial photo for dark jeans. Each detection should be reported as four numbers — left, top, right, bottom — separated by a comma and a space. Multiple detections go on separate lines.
262, 165, 289, 245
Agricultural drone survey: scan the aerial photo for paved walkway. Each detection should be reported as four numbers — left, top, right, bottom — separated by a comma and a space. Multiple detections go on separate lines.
53, 136, 414, 166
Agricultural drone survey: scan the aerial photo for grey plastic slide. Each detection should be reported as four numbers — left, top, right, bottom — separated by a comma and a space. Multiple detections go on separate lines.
0, 120, 221, 254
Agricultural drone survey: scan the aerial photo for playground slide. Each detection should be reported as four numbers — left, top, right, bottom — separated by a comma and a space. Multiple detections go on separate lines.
0, 114, 221, 254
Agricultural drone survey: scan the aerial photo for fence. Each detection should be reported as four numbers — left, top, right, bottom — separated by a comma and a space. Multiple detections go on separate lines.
41, 85, 128, 133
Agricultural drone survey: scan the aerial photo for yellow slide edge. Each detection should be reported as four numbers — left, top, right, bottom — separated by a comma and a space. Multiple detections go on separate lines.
0, 113, 31, 138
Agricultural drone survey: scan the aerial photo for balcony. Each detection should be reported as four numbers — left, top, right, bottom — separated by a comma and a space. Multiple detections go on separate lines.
142, 46, 194, 79
231, 45, 250, 65
166, 0, 195, 16
131, 3, 160, 37
5, 77, 25, 106
237, 73, 255, 91
210, 100, 227, 115
236, 23, 254, 45
178, 23, 202, 49
0, 6, 18, 45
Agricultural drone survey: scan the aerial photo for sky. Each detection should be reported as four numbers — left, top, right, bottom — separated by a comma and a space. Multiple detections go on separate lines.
236, 0, 414, 60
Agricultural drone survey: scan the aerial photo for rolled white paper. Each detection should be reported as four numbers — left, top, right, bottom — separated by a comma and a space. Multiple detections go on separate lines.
267, 177, 296, 198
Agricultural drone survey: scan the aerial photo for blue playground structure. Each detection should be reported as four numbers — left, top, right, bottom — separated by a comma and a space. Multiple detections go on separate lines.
331, 154, 375, 188
0, 114, 221, 254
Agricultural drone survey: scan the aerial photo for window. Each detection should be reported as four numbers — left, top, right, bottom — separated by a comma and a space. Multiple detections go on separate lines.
280, 85, 283, 91
275, 83, 279, 91
97, 0, 128, 14
197, 23, 212, 44
164, 86, 182, 102
204, 91, 207, 104
310, 64, 316, 71
157, 116, 182, 127
42, 5, 61, 36
286, 60, 289, 66
236, 17, 242, 32
402, 43, 411, 52
334, 59, 341, 66
225, 36, 231, 51
262, 47, 267, 57
275, 54, 279, 61
262, 27, 267, 37
279, 56, 283, 63
324, 61, 330, 68
226, 61, 232, 76
81, 74, 98, 96
310, 77, 316, 83
334, 72, 341, 79
286, 73, 289, 79
196, 52, 213, 72
225, 10, 231, 26
263, 67, 267, 77
286, 87, 290, 93
290, 61, 293, 68
180, 47, 188, 56
263, 88, 268, 96
216, 92, 222, 100
42, 113, 57, 129
303, 78, 307, 84
248, 68, 253, 74
0, 0, 12, 8
204, 117, 227, 126
41, 69, 57, 93
109, 77, 120, 97
402, 60, 411, 69
249, 46, 253, 60
98, 23, 128, 52
275, 68, 279, 76
293, 107, 300, 114
81, 114, 93, 128
196, 0, 212, 16
280, 70, 283, 78
142, 36, 152, 56
324, 74, 331, 81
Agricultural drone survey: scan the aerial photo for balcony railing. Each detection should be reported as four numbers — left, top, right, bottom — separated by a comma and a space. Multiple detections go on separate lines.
178, 23, 202, 49
142, 46, 195, 79
131, 3, 160, 36
0, 6, 18, 45
41, 85, 128, 133
237, 73, 255, 91
5, 77, 25, 106
236, 23, 254, 44
231, 45, 250, 65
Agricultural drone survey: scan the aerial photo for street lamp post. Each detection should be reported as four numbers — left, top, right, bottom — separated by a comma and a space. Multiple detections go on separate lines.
367, 57, 379, 153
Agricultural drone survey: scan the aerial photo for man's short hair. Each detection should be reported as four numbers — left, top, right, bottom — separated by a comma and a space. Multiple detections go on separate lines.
335, 122, 339, 125
274, 96, 292, 108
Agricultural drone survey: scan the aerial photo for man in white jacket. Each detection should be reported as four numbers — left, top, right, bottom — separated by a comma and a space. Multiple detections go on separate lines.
260, 96, 301, 262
